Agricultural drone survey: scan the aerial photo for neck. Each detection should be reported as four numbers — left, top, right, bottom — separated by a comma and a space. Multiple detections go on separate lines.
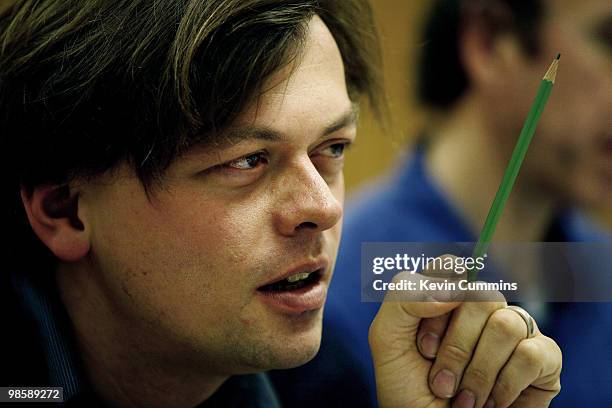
425, 94, 558, 242
55, 263, 228, 408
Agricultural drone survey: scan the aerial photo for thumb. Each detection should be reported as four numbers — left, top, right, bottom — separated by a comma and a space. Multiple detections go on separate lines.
371, 299, 461, 350
369, 272, 462, 355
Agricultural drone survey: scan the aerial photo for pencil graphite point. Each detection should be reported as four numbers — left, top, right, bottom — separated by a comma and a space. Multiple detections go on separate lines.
544, 55, 560, 83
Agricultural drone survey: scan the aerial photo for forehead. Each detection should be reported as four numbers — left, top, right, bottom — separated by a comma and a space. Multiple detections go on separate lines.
234, 15, 351, 131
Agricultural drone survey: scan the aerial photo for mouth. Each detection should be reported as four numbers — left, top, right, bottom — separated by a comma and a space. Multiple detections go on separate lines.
256, 263, 328, 315
257, 269, 323, 292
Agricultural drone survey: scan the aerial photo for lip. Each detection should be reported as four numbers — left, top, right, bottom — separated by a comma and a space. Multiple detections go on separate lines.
256, 257, 330, 315
257, 257, 329, 288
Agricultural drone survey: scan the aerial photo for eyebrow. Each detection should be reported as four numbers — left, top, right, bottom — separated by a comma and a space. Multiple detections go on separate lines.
218, 103, 359, 147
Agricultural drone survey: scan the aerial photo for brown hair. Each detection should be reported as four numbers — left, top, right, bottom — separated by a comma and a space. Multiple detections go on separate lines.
1, 0, 382, 186
0, 0, 383, 263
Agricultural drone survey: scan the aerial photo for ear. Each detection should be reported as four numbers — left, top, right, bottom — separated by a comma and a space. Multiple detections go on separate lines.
20, 184, 90, 262
459, 1, 525, 90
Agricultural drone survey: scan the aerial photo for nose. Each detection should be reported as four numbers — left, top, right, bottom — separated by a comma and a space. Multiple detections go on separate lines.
273, 158, 343, 237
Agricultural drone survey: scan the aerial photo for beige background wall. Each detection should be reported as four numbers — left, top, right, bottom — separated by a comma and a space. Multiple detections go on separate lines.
346, 0, 429, 192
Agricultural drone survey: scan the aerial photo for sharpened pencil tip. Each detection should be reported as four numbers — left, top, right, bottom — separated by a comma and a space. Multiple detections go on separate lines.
556, 53, 561, 60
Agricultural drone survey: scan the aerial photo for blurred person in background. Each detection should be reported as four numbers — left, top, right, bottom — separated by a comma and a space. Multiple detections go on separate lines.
325, 0, 612, 406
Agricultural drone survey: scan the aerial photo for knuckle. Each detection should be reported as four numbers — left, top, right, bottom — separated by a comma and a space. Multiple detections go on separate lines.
548, 336, 563, 366
488, 309, 525, 339
554, 379, 562, 395
535, 389, 561, 406
540, 335, 563, 373
516, 340, 543, 367
440, 342, 472, 366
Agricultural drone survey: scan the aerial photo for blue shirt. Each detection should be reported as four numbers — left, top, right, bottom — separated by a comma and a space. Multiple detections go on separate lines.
326, 147, 612, 407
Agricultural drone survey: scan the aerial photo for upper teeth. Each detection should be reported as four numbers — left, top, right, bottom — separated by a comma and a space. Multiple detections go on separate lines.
287, 272, 311, 283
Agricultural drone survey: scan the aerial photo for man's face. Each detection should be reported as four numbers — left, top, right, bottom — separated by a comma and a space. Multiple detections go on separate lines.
498, 0, 612, 206
76, 15, 354, 374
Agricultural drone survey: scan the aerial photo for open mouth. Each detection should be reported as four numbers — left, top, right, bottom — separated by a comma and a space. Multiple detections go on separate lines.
257, 269, 323, 292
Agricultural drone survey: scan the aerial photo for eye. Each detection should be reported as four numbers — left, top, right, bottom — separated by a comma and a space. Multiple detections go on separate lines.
319, 142, 351, 159
225, 152, 267, 170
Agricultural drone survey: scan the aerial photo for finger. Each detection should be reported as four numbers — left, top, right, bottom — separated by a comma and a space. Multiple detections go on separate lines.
383, 267, 464, 304
428, 299, 506, 399
421, 254, 466, 303
454, 307, 533, 407
421, 254, 464, 278
369, 295, 460, 358
369, 272, 463, 363
508, 386, 559, 408
490, 336, 562, 408
417, 312, 451, 359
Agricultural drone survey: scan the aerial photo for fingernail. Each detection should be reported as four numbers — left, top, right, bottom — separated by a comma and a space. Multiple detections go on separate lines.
430, 288, 454, 302
485, 397, 495, 408
420, 332, 440, 357
432, 369, 456, 398
452, 389, 475, 408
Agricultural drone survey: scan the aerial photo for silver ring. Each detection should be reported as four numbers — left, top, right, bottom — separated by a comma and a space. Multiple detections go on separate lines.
505, 306, 536, 339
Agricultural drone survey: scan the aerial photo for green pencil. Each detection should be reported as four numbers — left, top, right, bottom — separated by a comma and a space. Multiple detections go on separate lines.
468, 54, 560, 282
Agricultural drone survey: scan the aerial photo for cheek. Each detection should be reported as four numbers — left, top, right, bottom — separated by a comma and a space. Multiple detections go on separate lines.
150, 194, 269, 283
545, 83, 600, 143
328, 175, 345, 247
330, 170, 345, 205
88, 190, 269, 324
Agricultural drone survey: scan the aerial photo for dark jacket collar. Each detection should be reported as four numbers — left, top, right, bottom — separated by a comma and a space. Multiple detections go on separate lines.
10, 269, 281, 407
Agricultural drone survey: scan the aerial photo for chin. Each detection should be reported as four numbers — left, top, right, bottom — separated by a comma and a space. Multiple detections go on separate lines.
271, 341, 322, 370
259, 323, 323, 370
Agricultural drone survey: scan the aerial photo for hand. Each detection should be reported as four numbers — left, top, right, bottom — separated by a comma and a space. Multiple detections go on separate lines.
369, 262, 562, 408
